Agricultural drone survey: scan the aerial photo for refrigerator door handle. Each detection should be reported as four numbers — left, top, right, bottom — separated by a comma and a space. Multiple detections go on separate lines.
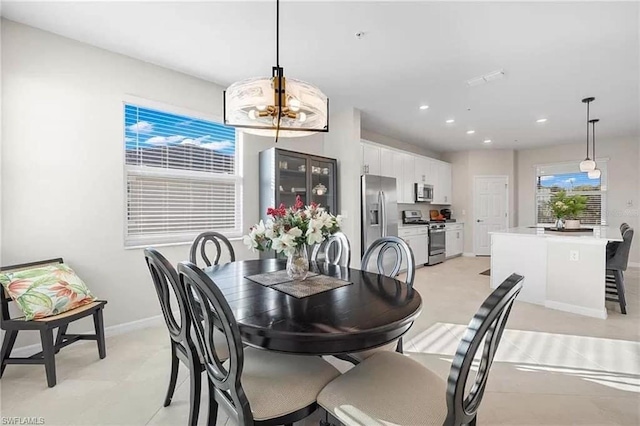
380, 191, 387, 237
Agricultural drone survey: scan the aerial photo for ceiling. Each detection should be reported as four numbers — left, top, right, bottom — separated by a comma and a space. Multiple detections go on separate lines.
2, 1, 639, 151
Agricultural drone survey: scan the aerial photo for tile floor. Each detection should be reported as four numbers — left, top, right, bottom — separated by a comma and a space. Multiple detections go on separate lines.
1, 256, 638, 425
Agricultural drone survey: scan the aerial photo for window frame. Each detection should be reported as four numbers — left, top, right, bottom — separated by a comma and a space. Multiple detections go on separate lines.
122, 96, 243, 249
534, 159, 608, 226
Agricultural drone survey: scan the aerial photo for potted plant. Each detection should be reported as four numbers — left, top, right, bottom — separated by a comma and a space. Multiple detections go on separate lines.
243, 196, 342, 280
548, 191, 588, 229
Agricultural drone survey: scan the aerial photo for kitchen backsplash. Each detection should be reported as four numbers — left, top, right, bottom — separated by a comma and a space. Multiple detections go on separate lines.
398, 203, 454, 220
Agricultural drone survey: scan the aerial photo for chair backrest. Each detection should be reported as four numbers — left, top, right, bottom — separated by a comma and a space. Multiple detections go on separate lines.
178, 261, 251, 425
190, 232, 236, 268
144, 248, 191, 345
311, 232, 351, 267
0, 258, 64, 322
361, 236, 415, 287
445, 273, 524, 426
608, 227, 634, 272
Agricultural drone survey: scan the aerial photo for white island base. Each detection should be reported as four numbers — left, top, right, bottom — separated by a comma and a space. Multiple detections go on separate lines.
490, 227, 621, 319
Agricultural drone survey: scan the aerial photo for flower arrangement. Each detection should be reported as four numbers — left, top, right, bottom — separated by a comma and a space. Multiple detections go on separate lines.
548, 191, 588, 220
243, 196, 342, 256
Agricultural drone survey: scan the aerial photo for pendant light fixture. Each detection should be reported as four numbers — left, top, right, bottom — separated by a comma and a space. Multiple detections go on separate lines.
588, 118, 601, 179
223, 0, 329, 141
579, 97, 596, 172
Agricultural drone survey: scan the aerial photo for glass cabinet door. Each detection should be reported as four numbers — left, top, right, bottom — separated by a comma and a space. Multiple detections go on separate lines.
310, 159, 336, 213
277, 152, 308, 207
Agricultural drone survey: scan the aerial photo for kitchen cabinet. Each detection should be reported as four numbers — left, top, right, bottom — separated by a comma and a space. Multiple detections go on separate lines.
432, 161, 452, 205
400, 153, 415, 204
399, 227, 429, 266
414, 157, 433, 185
362, 143, 381, 175
445, 223, 464, 258
380, 147, 396, 178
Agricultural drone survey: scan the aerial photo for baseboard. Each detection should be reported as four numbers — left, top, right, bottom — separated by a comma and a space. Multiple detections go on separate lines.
462, 252, 476, 257
544, 300, 607, 319
10, 314, 166, 358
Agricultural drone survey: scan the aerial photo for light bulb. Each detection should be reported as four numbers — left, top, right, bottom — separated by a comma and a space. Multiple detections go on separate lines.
298, 112, 307, 123
588, 168, 601, 179
256, 105, 267, 111
579, 159, 596, 172
248, 109, 257, 120
289, 98, 301, 112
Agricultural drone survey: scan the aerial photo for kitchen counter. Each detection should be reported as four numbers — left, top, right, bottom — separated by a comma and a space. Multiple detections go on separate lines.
490, 225, 617, 319
490, 226, 622, 242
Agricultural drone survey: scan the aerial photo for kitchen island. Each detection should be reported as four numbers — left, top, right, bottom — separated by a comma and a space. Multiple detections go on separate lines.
490, 226, 623, 319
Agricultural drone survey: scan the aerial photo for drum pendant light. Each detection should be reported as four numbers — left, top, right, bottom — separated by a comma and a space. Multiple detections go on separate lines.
223, 0, 329, 142
588, 118, 601, 179
579, 97, 596, 172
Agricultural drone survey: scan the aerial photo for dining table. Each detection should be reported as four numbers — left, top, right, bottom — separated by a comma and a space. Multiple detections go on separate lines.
203, 259, 422, 356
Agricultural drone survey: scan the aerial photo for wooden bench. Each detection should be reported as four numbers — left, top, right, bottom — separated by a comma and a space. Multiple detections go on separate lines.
0, 258, 107, 387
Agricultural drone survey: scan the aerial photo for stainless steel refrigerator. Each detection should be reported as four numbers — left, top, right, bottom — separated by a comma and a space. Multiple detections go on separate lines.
361, 174, 399, 256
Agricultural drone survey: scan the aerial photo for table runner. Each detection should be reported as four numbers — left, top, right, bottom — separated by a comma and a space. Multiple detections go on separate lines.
246, 270, 352, 298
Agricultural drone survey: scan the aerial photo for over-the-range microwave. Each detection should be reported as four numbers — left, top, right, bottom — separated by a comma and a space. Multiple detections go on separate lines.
415, 183, 434, 203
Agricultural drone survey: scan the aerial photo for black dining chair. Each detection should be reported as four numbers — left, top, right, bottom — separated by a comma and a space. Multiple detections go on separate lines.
354, 236, 415, 359
311, 232, 351, 267
144, 248, 229, 426
318, 273, 524, 426
190, 231, 236, 268
178, 261, 340, 426
606, 223, 629, 260
605, 226, 634, 314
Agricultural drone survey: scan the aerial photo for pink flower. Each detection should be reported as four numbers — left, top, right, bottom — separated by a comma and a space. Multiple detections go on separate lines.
294, 196, 304, 210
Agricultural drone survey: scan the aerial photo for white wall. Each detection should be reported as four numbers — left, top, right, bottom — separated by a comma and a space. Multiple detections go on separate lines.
0, 20, 330, 349
516, 138, 640, 264
442, 149, 517, 253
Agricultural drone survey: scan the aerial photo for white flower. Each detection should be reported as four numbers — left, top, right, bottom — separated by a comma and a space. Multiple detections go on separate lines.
272, 227, 303, 255
243, 234, 258, 251
306, 218, 324, 245
335, 215, 343, 226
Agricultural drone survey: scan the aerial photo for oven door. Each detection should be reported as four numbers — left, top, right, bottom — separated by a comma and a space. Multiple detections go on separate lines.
429, 229, 446, 255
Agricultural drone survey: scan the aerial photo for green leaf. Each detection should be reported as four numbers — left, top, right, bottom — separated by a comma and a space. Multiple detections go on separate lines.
14, 268, 51, 279
68, 283, 90, 295
20, 292, 53, 310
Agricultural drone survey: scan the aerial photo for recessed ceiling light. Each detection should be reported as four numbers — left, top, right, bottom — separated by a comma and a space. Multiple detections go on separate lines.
466, 130, 475, 134
419, 105, 429, 110
446, 119, 455, 124
536, 118, 548, 123
484, 139, 492, 144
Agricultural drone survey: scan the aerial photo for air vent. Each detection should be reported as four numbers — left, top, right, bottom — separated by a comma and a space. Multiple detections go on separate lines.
466, 70, 505, 87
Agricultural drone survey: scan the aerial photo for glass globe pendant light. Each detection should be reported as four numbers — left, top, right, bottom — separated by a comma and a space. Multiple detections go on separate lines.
579, 97, 596, 172
223, 0, 329, 141
588, 118, 601, 179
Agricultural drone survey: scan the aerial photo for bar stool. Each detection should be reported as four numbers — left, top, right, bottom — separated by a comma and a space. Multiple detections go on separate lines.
605, 226, 634, 314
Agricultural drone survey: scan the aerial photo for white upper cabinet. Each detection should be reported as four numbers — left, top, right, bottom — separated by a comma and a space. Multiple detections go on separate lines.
401, 153, 415, 204
360, 141, 451, 205
362, 143, 381, 175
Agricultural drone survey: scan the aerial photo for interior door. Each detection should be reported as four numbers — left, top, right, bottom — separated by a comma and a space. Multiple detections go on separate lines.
473, 176, 508, 256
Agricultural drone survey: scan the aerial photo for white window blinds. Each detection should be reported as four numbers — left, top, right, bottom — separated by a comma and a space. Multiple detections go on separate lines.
535, 161, 607, 225
124, 103, 241, 247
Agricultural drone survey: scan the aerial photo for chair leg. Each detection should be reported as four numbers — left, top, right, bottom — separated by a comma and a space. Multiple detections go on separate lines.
93, 309, 107, 358
188, 353, 202, 426
207, 379, 218, 426
468, 416, 477, 426
54, 324, 69, 354
164, 342, 180, 407
0, 330, 18, 377
396, 337, 404, 354
40, 329, 57, 388
614, 270, 627, 314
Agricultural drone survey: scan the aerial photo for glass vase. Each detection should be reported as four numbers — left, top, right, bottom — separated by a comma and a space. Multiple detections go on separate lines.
555, 218, 564, 230
286, 245, 309, 281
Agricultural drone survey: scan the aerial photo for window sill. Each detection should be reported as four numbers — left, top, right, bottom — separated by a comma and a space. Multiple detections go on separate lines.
124, 236, 244, 250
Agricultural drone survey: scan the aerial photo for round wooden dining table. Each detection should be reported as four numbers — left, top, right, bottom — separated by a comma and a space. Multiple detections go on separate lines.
203, 259, 422, 355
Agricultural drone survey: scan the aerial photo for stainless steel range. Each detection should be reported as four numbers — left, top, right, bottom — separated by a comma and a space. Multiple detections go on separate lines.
402, 210, 446, 265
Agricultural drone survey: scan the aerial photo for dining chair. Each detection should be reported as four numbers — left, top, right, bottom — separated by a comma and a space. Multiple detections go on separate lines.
605, 226, 634, 314
144, 248, 229, 426
318, 273, 524, 426
311, 232, 351, 267
606, 223, 629, 260
355, 236, 415, 359
178, 261, 340, 426
190, 231, 236, 268
0, 258, 107, 388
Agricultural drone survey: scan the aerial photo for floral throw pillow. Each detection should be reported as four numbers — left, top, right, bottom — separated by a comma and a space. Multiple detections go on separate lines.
0, 263, 96, 321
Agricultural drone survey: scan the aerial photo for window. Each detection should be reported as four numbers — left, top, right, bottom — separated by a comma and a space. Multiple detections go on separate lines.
535, 161, 607, 225
124, 103, 241, 247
